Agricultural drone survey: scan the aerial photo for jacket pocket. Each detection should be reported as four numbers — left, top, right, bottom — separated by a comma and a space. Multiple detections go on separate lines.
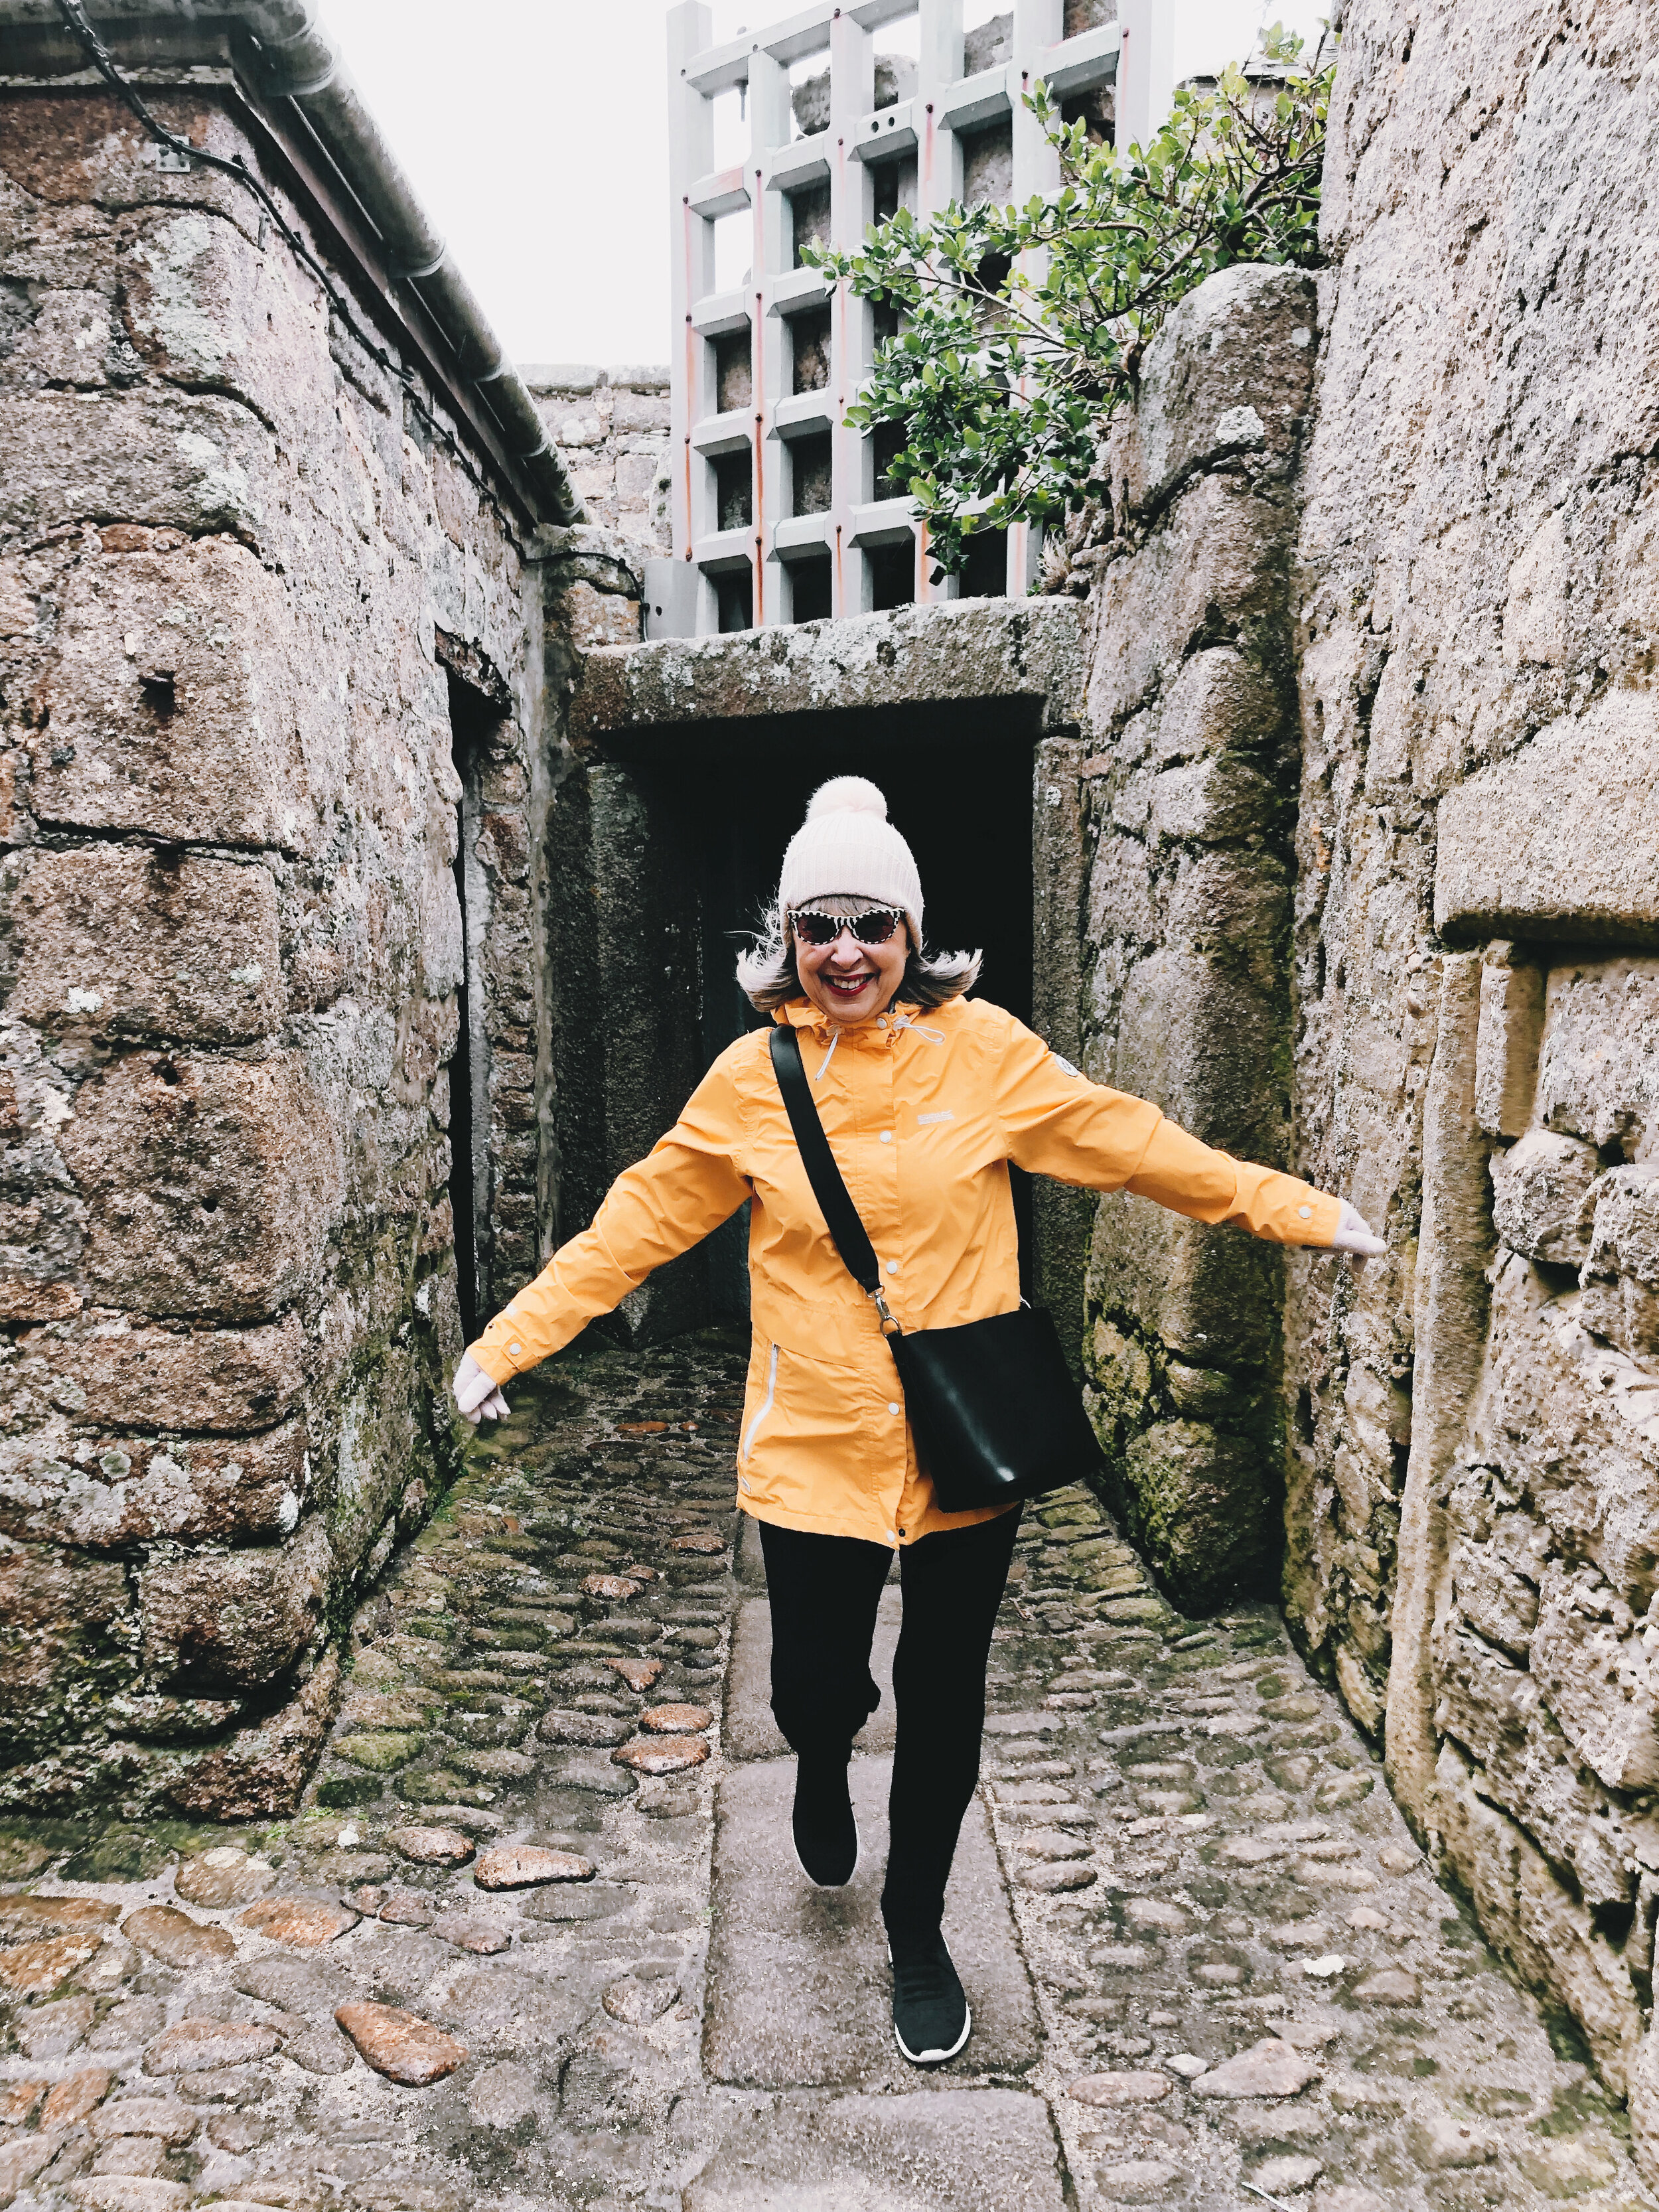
741, 1340, 780, 1467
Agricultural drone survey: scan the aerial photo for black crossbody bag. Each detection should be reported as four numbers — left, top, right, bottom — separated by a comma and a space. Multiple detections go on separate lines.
769, 1023, 1106, 1514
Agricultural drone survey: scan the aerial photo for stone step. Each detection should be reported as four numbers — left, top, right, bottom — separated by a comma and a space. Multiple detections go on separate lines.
703, 1753, 1040, 2089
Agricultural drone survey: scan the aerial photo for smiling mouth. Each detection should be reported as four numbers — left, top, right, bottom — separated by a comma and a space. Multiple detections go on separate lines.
824, 970, 875, 997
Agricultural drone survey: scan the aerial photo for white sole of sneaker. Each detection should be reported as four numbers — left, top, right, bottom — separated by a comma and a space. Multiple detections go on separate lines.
893, 2004, 972, 2067
792, 1819, 861, 1889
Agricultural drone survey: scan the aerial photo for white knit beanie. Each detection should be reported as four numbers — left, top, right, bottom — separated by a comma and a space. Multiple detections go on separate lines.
776, 776, 924, 940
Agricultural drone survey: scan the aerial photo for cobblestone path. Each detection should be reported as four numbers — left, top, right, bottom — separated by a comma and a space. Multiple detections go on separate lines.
0, 1331, 1653, 2212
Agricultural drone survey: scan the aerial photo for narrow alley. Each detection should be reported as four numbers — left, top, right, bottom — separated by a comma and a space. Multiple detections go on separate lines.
0, 1336, 1647, 2212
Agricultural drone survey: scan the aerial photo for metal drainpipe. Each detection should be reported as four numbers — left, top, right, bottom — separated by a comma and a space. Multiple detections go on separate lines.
236, 0, 585, 528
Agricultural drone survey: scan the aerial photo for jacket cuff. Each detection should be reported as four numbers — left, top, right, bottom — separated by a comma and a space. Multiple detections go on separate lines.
467, 1334, 524, 1386
1300, 1191, 1345, 1247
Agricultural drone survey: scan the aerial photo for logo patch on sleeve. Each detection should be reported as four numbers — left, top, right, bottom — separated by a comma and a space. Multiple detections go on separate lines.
1050, 1053, 1082, 1078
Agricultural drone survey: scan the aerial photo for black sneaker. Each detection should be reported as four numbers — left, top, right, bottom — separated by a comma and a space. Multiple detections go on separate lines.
888, 1927, 972, 2065
791, 1760, 859, 1887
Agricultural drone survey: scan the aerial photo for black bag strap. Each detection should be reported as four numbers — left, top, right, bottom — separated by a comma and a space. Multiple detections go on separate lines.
1010, 1161, 1037, 1309
769, 1019, 1036, 1328
768, 1025, 896, 1325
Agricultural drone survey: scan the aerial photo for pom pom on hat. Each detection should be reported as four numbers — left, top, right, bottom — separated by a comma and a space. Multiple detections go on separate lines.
805, 774, 889, 821
777, 774, 924, 935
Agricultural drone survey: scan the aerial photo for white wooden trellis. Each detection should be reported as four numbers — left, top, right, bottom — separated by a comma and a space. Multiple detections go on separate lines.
646, 0, 1168, 640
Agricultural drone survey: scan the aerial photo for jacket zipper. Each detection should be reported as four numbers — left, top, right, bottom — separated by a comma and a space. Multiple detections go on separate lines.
741, 1341, 780, 1464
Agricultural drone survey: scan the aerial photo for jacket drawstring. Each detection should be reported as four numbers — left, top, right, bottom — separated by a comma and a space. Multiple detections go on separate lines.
811, 1015, 940, 1076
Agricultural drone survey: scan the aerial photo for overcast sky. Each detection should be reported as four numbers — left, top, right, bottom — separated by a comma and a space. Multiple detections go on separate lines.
317, 0, 1328, 371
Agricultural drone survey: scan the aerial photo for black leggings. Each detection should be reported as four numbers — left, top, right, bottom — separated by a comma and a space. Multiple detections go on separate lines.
757, 1507, 1022, 1933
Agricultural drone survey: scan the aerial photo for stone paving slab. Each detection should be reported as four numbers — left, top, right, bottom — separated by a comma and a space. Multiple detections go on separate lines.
703, 1753, 1038, 2088
723, 1587, 901, 1761
682, 2086, 1067, 2210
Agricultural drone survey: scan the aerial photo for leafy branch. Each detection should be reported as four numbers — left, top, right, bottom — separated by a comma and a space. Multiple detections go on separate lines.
802, 25, 1334, 575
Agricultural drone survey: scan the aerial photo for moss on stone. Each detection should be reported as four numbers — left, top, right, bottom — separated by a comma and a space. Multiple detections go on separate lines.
332, 1731, 424, 1773
1125, 1419, 1274, 1614
1037, 1501, 1102, 1529
1082, 1564, 1146, 1597
394, 1768, 462, 1804
60, 1826, 173, 1881
1162, 1647, 1224, 1674
0, 1834, 52, 1880
1068, 1536, 1131, 1564
315, 1773, 382, 1810
1088, 1318, 1156, 1434
1094, 1596, 1166, 1625
350, 1648, 408, 1694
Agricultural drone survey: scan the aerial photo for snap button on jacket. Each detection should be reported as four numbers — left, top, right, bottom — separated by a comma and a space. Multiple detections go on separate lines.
469, 996, 1343, 1548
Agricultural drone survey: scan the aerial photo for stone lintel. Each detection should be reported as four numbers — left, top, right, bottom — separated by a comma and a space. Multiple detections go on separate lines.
1435, 693, 1659, 946
570, 598, 1086, 742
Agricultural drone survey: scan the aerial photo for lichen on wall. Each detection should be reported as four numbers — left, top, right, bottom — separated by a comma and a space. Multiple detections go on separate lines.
0, 78, 592, 1817
1284, 0, 1659, 2114
1070, 261, 1319, 1613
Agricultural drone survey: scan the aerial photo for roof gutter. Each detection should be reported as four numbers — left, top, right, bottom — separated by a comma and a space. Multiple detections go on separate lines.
0, 0, 583, 530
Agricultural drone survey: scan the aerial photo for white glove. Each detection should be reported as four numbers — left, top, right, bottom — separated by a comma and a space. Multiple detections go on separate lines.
1330, 1199, 1386, 1260
453, 1351, 510, 1426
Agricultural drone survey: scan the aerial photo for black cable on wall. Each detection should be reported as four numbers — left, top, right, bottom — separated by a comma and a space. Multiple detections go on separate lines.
50, 0, 530, 542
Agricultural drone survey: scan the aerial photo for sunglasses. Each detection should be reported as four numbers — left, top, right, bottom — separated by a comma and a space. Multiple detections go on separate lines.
791, 907, 905, 949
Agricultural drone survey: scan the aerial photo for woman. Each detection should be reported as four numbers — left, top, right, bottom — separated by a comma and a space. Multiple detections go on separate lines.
453, 776, 1383, 2069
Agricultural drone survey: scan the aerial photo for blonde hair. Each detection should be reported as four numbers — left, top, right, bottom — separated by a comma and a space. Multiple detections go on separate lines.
736, 893, 982, 1014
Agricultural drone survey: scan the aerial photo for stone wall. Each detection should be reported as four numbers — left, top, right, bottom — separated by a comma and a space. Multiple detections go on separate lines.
526, 368, 671, 560
1279, 0, 1659, 2120
1035, 0, 1659, 2128
1069, 265, 1318, 1613
0, 76, 607, 1817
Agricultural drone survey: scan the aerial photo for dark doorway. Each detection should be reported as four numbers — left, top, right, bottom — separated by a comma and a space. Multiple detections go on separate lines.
712, 329, 753, 415
871, 420, 908, 496
445, 670, 495, 1342
599, 698, 1039, 1320
696, 715, 1034, 1039
788, 431, 833, 518
789, 303, 831, 393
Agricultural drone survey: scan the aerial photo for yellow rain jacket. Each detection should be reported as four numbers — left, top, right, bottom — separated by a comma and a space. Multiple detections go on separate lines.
467, 995, 1342, 1549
